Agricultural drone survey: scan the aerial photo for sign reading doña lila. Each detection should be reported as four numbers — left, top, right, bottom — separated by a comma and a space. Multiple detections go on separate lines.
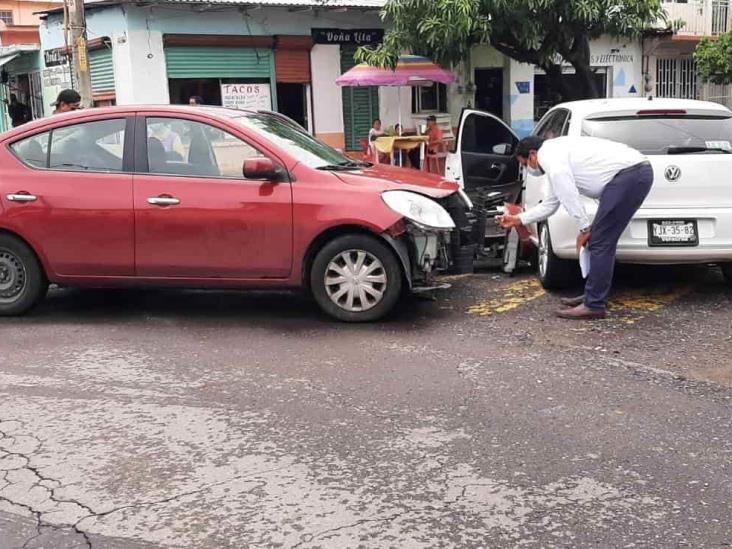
311, 28, 384, 45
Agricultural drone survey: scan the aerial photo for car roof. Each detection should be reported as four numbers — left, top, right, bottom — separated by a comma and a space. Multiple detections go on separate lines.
551, 97, 732, 119
0, 105, 264, 142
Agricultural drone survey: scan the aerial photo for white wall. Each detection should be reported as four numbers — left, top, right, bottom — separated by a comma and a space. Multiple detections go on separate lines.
378, 86, 412, 131
589, 36, 643, 98
115, 8, 169, 104
310, 44, 344, 136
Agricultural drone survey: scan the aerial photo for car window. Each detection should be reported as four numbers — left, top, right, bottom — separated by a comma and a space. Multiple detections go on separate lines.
534, 110, 568, 140
49, 119, 126, 172
561, 112, 572, 136
146, 118, 263, 178
460, 113, 517, 155
581, 115, 732, 155
11, 132, 50, 168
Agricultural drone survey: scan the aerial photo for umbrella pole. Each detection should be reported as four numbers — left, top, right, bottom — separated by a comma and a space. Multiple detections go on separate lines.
397, 87, 403, 166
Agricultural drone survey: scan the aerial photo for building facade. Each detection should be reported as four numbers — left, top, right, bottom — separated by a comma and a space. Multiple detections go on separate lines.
647, 0, 732, 107
0, 0, 61, 131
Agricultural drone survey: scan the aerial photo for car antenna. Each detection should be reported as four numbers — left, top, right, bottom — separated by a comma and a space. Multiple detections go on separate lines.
648, 95, 653, 101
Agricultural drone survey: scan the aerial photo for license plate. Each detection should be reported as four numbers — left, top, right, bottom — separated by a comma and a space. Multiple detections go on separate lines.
648, 219, 698, 247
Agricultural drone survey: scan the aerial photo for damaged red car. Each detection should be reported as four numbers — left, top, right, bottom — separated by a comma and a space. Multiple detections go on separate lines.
0, 106, 473, 321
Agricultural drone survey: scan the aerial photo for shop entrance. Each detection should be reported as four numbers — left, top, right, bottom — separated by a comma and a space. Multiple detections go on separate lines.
474, 68, 504, 119
276, 83, 307, 128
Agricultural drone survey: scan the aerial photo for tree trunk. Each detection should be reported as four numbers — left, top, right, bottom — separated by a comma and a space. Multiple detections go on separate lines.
564, 34, 600, 99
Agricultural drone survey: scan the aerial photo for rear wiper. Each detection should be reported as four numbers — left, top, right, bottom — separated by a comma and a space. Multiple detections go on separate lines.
667, 146, 731, 154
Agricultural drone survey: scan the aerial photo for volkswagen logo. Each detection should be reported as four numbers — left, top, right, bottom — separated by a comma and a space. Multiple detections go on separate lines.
665, 165, 681, 182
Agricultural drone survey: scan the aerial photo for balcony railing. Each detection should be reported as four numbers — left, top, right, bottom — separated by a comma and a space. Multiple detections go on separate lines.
663, 0, 731, 37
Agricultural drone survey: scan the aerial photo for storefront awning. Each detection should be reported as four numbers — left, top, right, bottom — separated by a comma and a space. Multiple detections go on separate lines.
0, 53, 20, 68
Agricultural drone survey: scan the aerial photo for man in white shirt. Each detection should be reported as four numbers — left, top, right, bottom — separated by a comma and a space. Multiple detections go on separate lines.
498, 135, 654, 320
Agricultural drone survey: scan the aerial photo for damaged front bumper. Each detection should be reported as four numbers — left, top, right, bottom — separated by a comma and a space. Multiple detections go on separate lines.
383, 220, 453, 291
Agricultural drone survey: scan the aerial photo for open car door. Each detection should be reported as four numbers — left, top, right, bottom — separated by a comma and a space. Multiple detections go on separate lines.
445, 108, 521, 203
444, 109, 525, 274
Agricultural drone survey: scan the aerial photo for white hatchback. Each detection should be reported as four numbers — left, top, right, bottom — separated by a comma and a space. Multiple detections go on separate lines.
446, 98, 732, 288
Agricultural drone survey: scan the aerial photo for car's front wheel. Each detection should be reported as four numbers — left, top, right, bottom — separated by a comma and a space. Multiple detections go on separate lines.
310, 234, 403, 322
536, 223, 580, 290
0, 234, 47, 316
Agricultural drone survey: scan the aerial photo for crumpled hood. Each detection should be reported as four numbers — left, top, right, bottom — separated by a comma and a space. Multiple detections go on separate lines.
332, 163, 459, 199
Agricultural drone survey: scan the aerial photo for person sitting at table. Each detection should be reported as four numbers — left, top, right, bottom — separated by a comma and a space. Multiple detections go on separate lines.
368, 118, 386, 162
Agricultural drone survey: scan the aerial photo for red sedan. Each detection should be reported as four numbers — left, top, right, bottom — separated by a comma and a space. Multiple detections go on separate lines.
0, 106, 465, 321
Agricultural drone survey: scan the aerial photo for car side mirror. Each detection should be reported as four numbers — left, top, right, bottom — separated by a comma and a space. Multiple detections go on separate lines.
492, 143, 512, 155
243, 157, 282, 181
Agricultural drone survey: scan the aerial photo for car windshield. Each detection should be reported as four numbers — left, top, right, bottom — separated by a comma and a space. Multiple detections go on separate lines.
233, 113, 356, 169
581, 115, 732, 155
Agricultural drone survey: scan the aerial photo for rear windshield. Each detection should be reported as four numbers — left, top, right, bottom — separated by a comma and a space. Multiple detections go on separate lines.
581, 115, 732, 155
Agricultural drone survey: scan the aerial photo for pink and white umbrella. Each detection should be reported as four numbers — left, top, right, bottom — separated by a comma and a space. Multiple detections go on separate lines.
336, 55, 456, 134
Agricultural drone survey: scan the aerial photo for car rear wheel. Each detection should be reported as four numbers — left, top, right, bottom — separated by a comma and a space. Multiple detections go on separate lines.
310, 234, 403, 322
0, 234, 47, 316
536, 223, 580, 290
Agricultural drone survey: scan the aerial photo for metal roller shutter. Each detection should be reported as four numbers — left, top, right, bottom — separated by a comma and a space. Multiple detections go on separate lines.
340, 45, 379, 151
89, 48, 115, 94
165, 46, 273, 79
274, 49, 310, 83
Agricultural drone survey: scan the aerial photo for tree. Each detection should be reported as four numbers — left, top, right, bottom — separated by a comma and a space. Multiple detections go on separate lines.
357, 0, 666, 101
695, 33, 732, 85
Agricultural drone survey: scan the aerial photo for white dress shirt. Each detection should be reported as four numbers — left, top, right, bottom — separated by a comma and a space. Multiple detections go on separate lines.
519, 136, 647, 230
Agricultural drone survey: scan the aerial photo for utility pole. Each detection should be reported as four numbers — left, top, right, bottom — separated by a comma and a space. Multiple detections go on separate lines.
66, 0, 92, 107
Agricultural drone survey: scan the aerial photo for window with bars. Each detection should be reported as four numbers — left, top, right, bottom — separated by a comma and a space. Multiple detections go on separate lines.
0, 11, 13, 25
656, 57, 698, 100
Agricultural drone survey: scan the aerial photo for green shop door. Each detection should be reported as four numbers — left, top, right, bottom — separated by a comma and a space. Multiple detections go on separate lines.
340, 46, 379, 151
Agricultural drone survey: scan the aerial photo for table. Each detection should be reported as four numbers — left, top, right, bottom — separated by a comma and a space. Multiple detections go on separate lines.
373, 135, 429, 166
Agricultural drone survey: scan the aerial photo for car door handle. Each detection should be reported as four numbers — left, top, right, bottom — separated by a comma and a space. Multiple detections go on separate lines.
147, 196, 180, 206
6, 193, 38, 203
490, 163, 502, 170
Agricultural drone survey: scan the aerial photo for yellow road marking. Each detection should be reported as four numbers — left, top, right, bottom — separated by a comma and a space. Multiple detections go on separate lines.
608, 285, 694, 325
467, 279, 547, 317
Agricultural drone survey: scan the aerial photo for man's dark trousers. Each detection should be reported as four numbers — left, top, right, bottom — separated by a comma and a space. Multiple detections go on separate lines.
584, 162, 654, 311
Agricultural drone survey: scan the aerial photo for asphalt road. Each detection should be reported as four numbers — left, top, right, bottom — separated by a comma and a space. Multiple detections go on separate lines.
0, 264, 730, 548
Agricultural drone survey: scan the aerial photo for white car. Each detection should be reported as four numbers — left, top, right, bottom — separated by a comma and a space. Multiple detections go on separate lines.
446, 98, 732, 288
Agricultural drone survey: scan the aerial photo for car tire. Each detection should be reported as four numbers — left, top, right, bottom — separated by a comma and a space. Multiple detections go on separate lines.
721, 263, 732, 284
0, 234, 47, 316
310, 234, 404, 322
536, 223, 580, 290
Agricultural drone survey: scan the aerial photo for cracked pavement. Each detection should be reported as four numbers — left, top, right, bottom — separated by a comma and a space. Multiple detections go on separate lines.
0, 264, 730, 548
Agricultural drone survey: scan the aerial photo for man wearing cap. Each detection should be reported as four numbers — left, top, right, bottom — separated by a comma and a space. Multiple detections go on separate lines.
497, 135, 654, 320
52, 89, 81, 115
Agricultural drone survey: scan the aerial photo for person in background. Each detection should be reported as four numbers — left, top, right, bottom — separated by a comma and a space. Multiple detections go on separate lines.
149, 121, 186, 160
497, 135, 653, 320
51, 89, 81, 115
189, 96, 203, 106
368, 118, 385, 162
426, 115, 444, 154
7, 94, 31, 127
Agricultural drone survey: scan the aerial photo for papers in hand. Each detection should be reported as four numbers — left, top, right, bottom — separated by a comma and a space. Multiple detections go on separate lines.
579, 246, 591, 279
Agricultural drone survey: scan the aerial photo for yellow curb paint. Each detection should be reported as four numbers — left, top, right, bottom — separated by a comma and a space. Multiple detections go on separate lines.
468, 279, 547, 317
608, 285, 694, 325
439, 274, 474, 282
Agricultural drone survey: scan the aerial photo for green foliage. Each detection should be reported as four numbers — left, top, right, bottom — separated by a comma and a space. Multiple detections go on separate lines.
695, 33, 732, 85
356, 0, 666, 99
